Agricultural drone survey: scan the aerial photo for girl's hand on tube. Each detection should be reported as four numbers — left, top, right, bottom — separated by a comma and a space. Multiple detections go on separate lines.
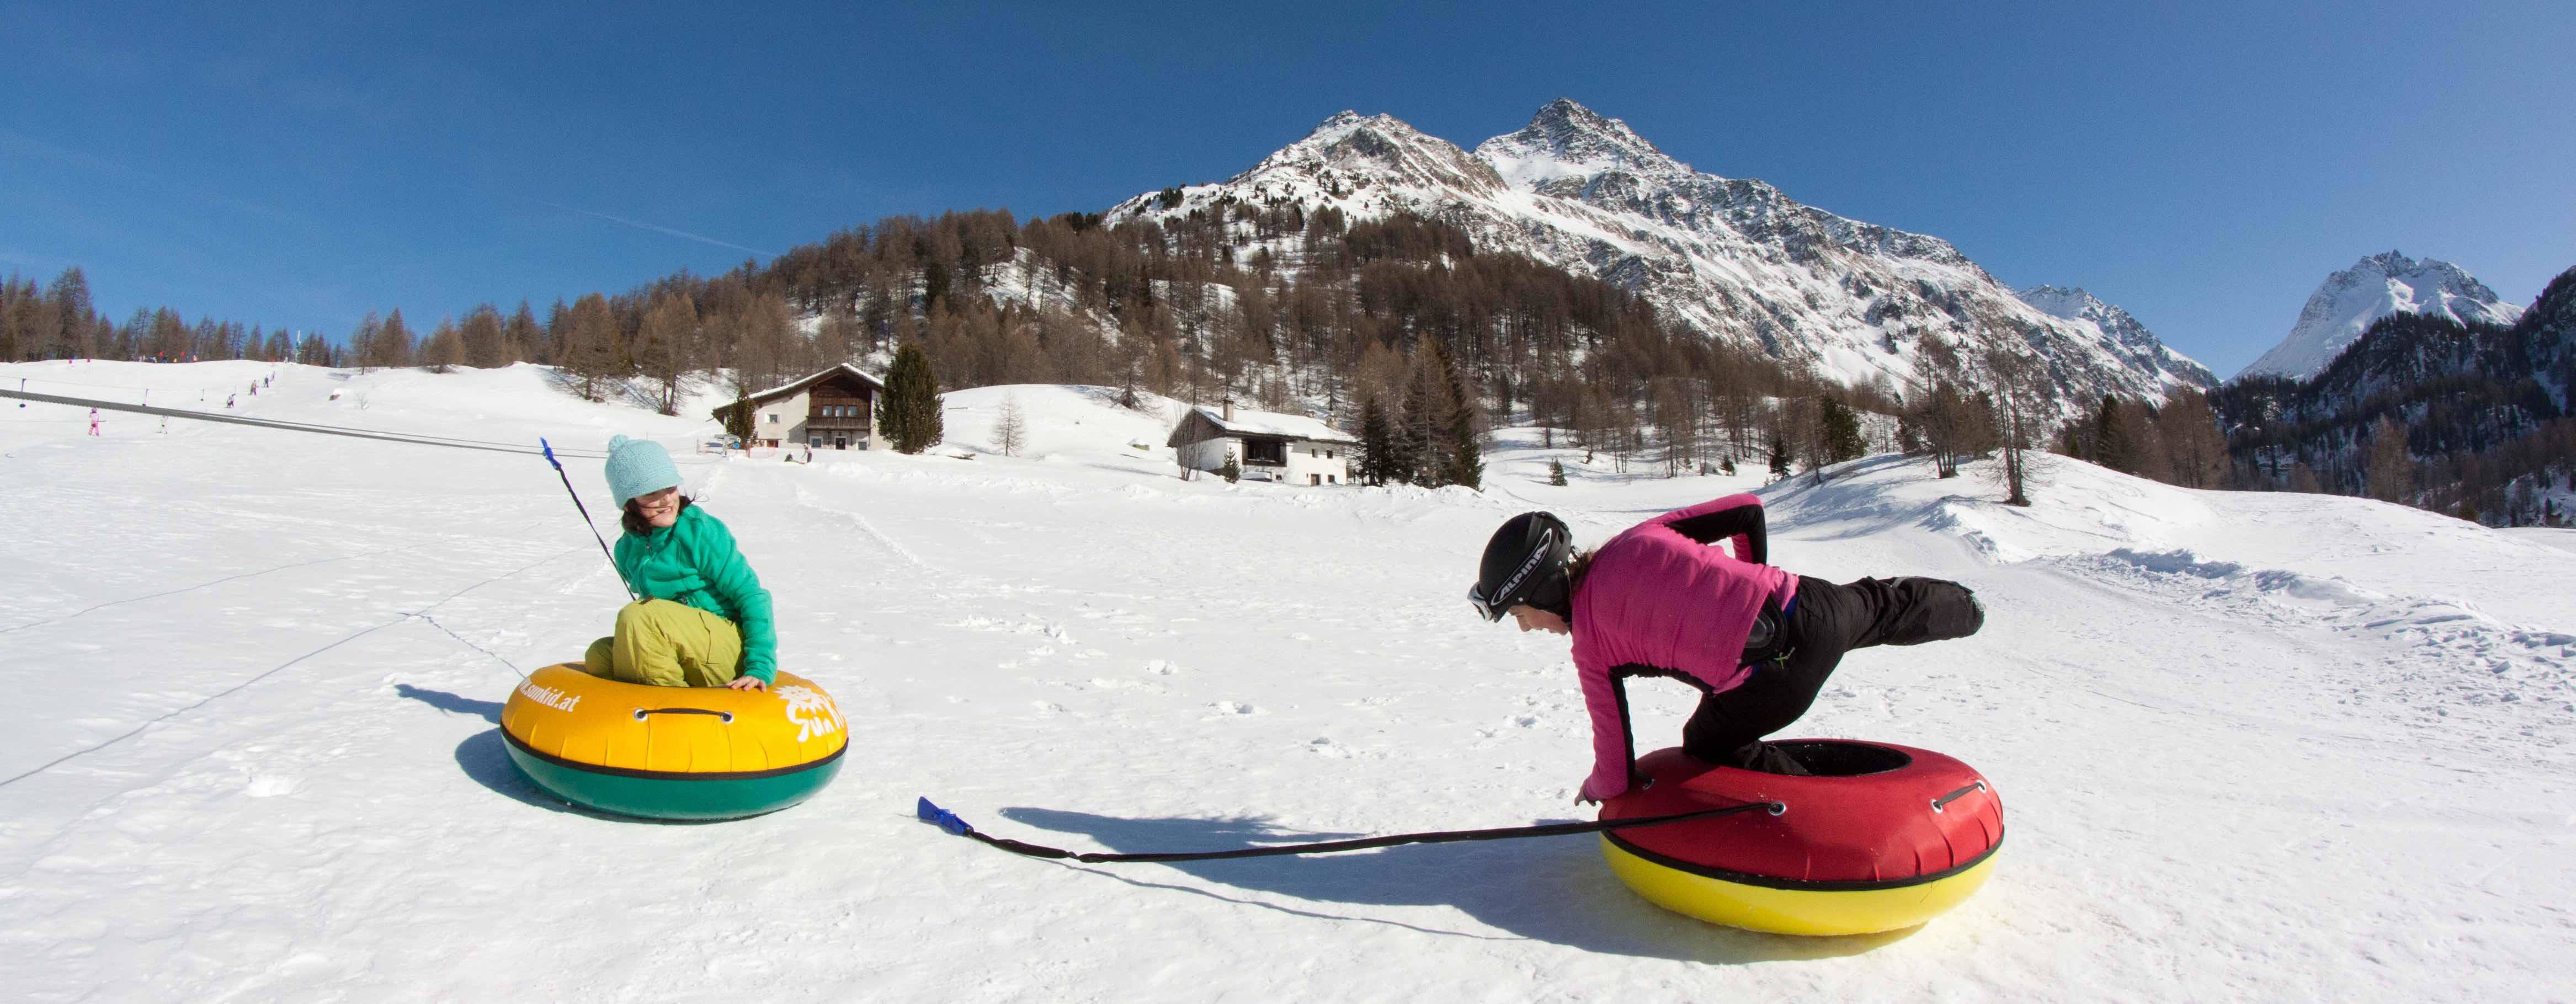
727, 675, 768, 692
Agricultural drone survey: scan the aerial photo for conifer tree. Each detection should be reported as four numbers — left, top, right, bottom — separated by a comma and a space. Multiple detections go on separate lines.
2095, 394, 2134, 473
460, 304, 505, 369
2367, 416, 2412, 504
47, 268, 91, 359
723, 392, 753, 447
421, 320, 464, 373
349, 312, 382, 372
1822, 397, 1864, 467
637, 292, 696, 415
563, 294, 620, 402
1445, 364, 1483, 490
879, 342, 943, 453
993, 392, 1027, 456
1356, 394, 1395, 486
374, 309, 416, 370
504, 301, 542, 365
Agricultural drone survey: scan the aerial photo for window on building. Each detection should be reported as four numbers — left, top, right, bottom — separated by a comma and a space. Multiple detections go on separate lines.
765, 413, 779, 423
1326, 450, 1335, 460
1243, 439, 1285, 465
1309, 474, 1321, 485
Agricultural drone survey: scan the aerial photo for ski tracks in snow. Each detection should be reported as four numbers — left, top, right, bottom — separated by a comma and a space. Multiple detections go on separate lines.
2048, 547, 2575, 750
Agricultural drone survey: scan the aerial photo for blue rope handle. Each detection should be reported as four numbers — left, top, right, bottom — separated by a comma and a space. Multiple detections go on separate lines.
543, 438, 637, 601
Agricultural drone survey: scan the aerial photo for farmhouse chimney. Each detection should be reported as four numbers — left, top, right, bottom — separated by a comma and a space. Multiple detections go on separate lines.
1222, 398, 1234, 422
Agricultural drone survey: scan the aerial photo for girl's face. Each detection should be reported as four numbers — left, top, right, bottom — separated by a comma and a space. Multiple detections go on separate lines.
1509, 605, 1569, 636
635, 487, 681, 528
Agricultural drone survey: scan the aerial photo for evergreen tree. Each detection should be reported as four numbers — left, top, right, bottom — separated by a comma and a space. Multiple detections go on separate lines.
1356, 394, 1395, 486
2095, 394, 2134, 473
2367, 416, 2412, 504
1548, 458, 1568, 486
46, 268, 91, 359
1769, 435, 1792, 480
879, 342, 943, 453
722, 392, 753, 446
1443, 354, 1483, 490
1822, 397, 1864, 466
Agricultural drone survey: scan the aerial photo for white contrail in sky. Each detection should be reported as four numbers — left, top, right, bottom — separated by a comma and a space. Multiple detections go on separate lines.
540, 201, 778, 258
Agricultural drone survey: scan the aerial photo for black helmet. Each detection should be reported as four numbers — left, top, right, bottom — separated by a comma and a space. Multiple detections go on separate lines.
1471, 512, 1573, 622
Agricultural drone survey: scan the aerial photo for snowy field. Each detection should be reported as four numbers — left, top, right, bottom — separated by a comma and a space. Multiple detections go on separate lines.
2, 360, 2570, 1002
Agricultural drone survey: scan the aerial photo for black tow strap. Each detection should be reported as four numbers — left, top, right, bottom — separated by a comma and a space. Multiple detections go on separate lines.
914, 796, 1784, 864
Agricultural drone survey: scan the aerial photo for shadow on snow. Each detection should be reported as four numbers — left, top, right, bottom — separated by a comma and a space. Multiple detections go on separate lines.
993, 806, 1915, 964
392, 683, 727, 826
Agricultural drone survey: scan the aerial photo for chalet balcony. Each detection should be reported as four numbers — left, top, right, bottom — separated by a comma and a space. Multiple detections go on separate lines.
806, 416, 873, 432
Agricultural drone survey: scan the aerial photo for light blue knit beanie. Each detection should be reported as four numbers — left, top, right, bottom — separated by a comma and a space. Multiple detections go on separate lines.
604, 434, 682, 508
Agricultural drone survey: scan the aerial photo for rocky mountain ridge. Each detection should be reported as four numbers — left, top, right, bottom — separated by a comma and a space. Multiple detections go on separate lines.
2240, 250, 2524, 381
1113, 99, 2216, 415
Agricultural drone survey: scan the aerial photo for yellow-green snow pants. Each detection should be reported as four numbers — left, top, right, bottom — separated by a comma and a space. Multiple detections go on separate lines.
581, 599, 744, 687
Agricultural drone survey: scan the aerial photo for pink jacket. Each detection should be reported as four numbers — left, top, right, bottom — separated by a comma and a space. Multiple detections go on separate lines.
1571, 494, 1796, 801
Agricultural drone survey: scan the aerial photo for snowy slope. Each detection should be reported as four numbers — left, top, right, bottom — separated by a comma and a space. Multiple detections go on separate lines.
3, 361, 2570, 1001
2240, 251, 2526, 380
1111, 100, 2216, 416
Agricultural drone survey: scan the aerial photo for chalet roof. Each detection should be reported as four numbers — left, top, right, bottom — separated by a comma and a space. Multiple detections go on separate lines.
1179, 404, 1358, 444
740, 363, 886, 403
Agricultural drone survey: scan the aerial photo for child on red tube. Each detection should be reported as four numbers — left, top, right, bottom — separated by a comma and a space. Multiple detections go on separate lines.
1470, 495, 1983, 802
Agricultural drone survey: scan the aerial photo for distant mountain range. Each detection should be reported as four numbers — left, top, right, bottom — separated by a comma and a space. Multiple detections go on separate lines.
2240, 251, 2524, 381
1112, 100, 2215, 415
2213, 263, 2573, 519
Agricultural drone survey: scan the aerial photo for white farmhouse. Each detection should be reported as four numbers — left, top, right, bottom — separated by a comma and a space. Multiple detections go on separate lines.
711, 364, 888, 451
1166, 399, 1358, 485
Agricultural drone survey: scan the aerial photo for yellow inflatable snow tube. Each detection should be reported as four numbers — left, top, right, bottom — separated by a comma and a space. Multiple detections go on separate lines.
1601, 839, 1999, 937
499, 663, 847, 820
1599, 743, 2003, 936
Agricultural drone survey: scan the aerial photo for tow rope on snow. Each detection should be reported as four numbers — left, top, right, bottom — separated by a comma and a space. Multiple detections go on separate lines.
0, 387, 611, 458
912, 796, 1785, 864
540, 438, 638, 601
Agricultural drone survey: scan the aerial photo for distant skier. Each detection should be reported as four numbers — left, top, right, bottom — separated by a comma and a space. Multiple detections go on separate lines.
88, 408, 100, 436
1470, 495, 1984, 802
226, 394, 235, 409
579, 435, 779, 691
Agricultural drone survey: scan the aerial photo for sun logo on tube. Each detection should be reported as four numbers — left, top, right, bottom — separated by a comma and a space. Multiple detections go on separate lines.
773, 685, 844, 744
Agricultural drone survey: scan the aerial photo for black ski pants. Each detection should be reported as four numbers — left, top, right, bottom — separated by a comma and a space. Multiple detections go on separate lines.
1680, 575, 1984, 775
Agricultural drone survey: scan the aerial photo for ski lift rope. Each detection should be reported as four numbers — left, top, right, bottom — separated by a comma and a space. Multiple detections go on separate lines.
0, 387, 620, 458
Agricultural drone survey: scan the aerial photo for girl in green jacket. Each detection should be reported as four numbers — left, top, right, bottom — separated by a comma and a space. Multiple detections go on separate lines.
581, 435, 778, 691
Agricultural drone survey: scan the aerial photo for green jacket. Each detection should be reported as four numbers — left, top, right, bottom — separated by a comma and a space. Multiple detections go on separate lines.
613, 505, 777, 683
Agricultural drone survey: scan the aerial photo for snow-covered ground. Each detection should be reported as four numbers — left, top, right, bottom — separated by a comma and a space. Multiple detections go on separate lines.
2, 361, 2569, 1001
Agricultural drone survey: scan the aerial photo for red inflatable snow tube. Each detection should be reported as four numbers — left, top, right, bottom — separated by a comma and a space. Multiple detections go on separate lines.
1598, 741, 2003, 935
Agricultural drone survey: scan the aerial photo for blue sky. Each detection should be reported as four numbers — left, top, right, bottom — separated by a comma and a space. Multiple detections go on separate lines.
4, 1, 2569, 378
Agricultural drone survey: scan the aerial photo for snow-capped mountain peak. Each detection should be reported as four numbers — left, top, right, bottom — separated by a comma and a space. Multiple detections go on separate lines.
1474, 99, 1688, 190
2239, 251, 2524, 381
1110, 109, 1503, 220
2019, 285, 2219, 391
1114, 101, 2217, 414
